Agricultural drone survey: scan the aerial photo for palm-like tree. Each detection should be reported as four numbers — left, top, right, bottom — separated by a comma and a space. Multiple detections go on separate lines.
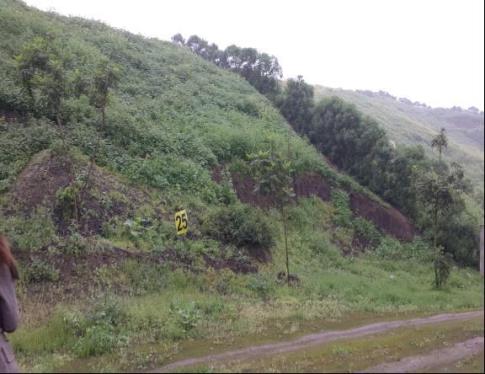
431, 128, 448, 162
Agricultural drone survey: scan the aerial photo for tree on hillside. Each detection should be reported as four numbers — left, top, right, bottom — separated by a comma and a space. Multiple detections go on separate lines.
310, 97, 387, 174
415, 162, 470, 288
278, 75, 314, 133
16, 37, 67, 135
171, 33, 185, 46
431, 128, 448, 162
79, 59, 120, 201
172, 34, 282, 98
15, 35, 90, 145
248, 150, 295, 286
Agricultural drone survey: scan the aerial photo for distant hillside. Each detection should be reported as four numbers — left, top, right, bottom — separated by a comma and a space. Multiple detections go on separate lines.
314, 86, 484, 190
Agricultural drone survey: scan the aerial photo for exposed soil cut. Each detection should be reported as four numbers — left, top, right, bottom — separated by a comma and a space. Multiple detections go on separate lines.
214, 167, 415, 242
9, 150, 153, 236
231, 172, 275, 209
11, 150, 73, 213
293, 172, 331, 201
362, 336, 484, 373
153, 310, 483, 372
350, 192, 415, 241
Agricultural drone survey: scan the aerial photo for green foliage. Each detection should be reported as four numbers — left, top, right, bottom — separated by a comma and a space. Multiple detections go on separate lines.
373, 237, 433, 262
433, 247, 452, 289
415, 162, 473, 264
331, 190, 353, 228
175, 34, 282, 98
278, 75, 314, 133
431, 128, 448, 161
22, 258, 60, 283
313, 86, 484, 191
202, 204, 274, 253
169, 301, 202, 333
56, 184, 80, 221
0, 207, 57, 251
352, 217, 382, 250
248, 150, 295, 208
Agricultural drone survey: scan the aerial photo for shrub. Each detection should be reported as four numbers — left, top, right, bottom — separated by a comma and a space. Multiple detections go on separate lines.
246, 274, 274, 301
331, 190, 353, 228
169, 301, 201, 333
74, 298, 129, 358
352, 217, 382, 250
202, 204, 274, 255
22, 259, 60, 283
0, 207, 58, 251
434, 247, 452, 289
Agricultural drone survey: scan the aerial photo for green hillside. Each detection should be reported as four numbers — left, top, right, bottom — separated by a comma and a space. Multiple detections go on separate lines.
314, 86, 484, 192
0, 1, 483, 372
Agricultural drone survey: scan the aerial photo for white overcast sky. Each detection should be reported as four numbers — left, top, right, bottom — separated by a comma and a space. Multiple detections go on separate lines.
23, 0, 484, 110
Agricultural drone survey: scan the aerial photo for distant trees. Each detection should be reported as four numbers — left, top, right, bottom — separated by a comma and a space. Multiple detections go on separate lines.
171, 34, 282, 98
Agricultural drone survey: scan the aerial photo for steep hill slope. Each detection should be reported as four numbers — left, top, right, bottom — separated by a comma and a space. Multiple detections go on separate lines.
0, 0, 413, 240
314, 86, 484, 191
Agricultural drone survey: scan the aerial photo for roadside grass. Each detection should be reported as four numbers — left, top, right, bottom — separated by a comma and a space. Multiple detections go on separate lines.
425, 350, 485, 373
201, 317, 484, 373
11, 243, 483, 372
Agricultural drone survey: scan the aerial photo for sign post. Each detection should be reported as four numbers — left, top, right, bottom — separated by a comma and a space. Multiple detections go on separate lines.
175, 209, 188, 236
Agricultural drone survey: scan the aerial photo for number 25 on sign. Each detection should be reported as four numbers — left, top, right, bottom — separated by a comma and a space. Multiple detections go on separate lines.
175, 209, 188, 236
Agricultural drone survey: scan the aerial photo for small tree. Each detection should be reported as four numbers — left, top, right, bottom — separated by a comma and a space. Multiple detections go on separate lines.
431, 128, 448, 162
79, 59, 120, 201
415, 162, 468, 288
248, 150, 295, 285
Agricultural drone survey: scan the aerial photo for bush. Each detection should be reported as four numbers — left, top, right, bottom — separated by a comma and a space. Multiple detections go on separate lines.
434, 247, 452, 289
331, 190, 353, 228
202, 204, 274, 255
352, 218, 382, 250
74, 298, 129, 358
22, 259, 60, 283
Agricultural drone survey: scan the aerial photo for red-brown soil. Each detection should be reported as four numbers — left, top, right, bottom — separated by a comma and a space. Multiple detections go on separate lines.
350, 192, 415, 241
215, 167, 415, 242
9, 150, 151, 236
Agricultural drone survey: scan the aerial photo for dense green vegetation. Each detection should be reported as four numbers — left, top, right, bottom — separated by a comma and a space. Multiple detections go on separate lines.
314, 86, 484, 195
276, 79, 479, 266
167, 33, 481, 266
0, 1, 482, 372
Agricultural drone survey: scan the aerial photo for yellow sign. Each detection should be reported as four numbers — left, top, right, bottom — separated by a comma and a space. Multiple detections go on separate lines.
175, 209, 188, 236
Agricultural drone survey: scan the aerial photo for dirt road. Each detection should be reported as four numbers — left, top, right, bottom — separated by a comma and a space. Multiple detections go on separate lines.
362, 336, 484, 373
153, 310, 483, 372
